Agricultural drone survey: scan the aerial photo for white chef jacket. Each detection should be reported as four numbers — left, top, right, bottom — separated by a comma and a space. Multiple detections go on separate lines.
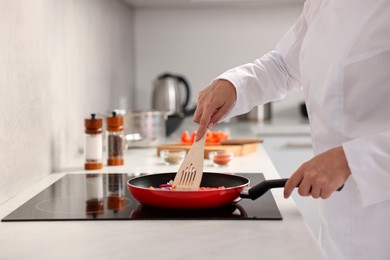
217, 0, 390, 259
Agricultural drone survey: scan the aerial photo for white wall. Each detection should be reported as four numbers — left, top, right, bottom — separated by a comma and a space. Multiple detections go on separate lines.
0, 0, 134, 205
134, 4, 304, 116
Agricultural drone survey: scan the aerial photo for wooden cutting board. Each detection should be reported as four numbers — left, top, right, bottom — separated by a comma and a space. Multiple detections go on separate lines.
156, 138, 262, 159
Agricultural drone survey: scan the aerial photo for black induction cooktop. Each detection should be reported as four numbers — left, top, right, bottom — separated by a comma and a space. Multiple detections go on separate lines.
2, 173, 282, 221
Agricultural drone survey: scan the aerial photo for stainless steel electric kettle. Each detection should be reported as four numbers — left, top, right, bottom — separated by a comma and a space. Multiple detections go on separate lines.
152, 73, 191, 115
152, 73, 196, 136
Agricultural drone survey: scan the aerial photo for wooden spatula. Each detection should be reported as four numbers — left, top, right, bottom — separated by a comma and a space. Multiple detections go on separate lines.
172, 133, 206, 191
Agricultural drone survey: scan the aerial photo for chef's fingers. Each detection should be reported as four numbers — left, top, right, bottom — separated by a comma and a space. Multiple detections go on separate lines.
284, 170, 303, 198
312, 177, 337, 199
195, 115, 209, 142
205, 90, 236, 132
209, 104, 232, 127
195, 103, 218, 140
193, 99, 210, 140
310, 184, 321, 199
296, 174, 313, 197
196, 103, 231, 141
320, 186, 335, 199
192, 100, 204, 124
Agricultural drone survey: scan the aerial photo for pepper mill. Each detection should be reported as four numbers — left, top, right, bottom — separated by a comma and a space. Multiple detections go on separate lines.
84, 114, 103, 170
106, 111, 125, 166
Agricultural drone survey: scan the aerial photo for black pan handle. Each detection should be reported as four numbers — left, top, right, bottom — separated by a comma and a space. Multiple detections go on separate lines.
240, 178, 344, 201
240, 179, 288, 200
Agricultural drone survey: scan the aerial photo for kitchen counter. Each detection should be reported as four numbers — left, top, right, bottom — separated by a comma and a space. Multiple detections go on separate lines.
0, 120, 324, 260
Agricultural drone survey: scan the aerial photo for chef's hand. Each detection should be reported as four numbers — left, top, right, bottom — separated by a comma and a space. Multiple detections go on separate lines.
193, 79, 237, 141
284, 146, 351, 199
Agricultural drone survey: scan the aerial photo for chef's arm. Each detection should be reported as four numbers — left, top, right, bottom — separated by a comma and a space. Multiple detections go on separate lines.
214, 51, 299, 120
342, 129, 390, 207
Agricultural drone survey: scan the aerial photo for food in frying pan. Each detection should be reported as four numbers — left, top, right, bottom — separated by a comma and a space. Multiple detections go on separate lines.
149, 180, 225, 191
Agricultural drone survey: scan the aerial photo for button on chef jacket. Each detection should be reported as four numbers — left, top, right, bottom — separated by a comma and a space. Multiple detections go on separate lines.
217, 0, 390, 259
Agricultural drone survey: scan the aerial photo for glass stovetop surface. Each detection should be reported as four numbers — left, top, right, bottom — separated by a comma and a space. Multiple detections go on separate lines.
2, 173, 282, 221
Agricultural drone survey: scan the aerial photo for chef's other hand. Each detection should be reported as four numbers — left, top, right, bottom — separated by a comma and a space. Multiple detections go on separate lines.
193, 79, 236, 141
284, 146, 351, 199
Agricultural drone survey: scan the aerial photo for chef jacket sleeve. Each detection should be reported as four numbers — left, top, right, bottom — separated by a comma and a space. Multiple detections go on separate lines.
343, 129, 390, 207
214, 0, 316, 119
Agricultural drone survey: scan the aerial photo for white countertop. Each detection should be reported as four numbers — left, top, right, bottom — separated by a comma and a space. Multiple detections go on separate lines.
0, 119, 324, 260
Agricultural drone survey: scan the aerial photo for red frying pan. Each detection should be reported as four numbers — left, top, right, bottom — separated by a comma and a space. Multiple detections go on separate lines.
127, 172, 288, 210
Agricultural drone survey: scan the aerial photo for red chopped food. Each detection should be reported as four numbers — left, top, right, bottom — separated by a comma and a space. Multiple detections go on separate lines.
180, 130, 192, 144
180, 130, 229, 144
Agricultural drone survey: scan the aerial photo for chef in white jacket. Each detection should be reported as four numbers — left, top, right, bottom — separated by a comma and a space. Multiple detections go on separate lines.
193, 0, 390, 259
